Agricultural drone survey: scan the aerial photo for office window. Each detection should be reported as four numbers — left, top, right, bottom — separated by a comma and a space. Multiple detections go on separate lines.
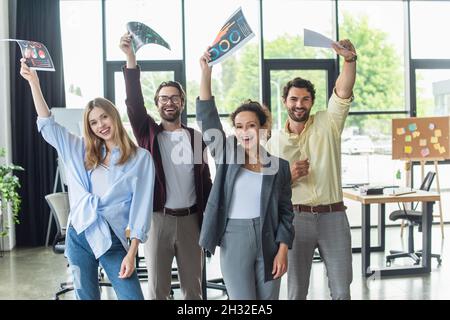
60, 0, 103, 108
338, 0, 405, 112
411, 1, 450, 59
113, 70, 174, 124
416, 69, 450, 117
263, 0, 334, 59
185, 0, 261, 115
341, 114, 404, 185
104, 0, 182, 61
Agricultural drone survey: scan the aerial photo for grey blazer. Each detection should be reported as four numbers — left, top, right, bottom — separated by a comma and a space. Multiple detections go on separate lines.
196, 97, 295, 282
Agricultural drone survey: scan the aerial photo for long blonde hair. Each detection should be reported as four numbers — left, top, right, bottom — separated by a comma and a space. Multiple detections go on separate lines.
83, 97, 137, 170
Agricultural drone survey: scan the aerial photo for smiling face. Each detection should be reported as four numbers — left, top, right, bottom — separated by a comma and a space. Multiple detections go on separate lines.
156, 86, 184, 122
284, 87, 314, 123
234, 111, 262, 150
88, 106, 116, 143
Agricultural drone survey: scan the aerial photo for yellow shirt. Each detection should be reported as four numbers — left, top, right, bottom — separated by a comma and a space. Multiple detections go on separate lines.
266, 90, 353, 206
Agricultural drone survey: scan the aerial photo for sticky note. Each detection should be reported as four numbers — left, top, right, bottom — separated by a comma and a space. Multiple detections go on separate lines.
419, 139, 427, 147
421, 148, 430, 157
404, 146, 412, 154
434, 143, 441, 150
408, 123, 417, 132
435, 129, 442, 137
429, 123, 435, 130
440, 147, 446, 154
396, 127, 405, 135
405, 135, 412, 142
412, 131, 421, 138
431, 137, 438, 144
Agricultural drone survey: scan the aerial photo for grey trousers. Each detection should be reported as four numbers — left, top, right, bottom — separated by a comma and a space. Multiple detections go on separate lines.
144, 211, 203, 300
220, 218, 281, 300
287, 210, 352, 300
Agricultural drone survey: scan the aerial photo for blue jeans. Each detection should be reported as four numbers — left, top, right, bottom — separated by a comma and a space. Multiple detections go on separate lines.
65, 225, 144, 300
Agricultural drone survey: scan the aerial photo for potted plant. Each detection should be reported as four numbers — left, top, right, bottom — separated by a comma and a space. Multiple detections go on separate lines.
0, 147, 24, 239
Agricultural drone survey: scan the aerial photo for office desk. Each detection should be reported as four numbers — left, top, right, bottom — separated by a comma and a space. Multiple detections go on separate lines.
343, 189, 440, 277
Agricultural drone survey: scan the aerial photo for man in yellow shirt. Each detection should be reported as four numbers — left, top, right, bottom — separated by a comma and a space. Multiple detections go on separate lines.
266, 39, 357, 300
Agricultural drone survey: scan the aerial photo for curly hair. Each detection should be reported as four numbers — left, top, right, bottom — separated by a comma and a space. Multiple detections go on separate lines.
230, 100, 272, 139
282, 77, 316, 102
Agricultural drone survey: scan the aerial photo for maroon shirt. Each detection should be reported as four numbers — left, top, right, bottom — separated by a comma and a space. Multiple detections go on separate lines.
123, 66, 212, 226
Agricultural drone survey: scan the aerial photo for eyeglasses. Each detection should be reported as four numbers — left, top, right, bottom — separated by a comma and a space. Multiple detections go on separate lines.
158, 95, 182, 105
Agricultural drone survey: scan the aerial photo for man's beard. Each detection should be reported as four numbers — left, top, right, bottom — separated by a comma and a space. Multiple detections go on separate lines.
288, 107, 310, 123
159, 108, 181, 122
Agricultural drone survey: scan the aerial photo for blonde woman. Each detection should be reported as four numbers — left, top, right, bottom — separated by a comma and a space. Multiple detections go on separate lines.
20, 59, 155, 300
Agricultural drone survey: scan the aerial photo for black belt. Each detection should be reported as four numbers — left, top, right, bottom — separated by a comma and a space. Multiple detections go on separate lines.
163, 204, 198, 216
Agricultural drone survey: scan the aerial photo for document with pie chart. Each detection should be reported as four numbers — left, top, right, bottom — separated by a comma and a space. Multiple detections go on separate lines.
1, 38, 55, 71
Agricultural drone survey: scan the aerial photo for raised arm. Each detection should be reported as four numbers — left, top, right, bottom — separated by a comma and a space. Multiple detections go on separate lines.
20, 59, 84, 169
197, 49, 224, 134
332, 39, 357, 99
20, 58, 50, 118
196, 50, 227, 163
120, 32, 137, 69
199, 50, 212, 100
119, 33, 155, 140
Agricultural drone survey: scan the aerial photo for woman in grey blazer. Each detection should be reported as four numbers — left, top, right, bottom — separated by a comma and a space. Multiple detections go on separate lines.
196, 51, 295, 300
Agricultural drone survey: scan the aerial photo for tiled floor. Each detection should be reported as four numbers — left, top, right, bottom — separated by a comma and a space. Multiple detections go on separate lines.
0, 224, 447, 300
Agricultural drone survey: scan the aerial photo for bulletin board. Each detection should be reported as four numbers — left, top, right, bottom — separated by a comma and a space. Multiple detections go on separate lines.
392, 116, 450, 160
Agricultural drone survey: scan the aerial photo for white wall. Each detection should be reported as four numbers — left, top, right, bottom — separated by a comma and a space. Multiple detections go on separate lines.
0, 0, 16, 250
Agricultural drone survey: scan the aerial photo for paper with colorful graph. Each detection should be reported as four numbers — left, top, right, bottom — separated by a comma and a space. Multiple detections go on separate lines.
207, 7, 255, 66
1, 38, 55, 71
126, 21, 171, 53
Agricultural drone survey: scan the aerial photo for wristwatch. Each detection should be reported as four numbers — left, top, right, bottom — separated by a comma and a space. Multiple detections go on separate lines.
345, 55, 357, 63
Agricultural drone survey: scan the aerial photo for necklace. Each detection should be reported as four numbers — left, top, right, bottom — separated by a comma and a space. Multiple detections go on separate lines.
246, 162, 260, 171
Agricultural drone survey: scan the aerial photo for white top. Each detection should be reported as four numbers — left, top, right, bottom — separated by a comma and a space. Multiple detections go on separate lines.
228, 167, 263, 219
157, 129, 196, 209
90, 164, 110, 198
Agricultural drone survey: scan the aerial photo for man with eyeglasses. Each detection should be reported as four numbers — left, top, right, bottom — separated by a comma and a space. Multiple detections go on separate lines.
120, 34, 212, 300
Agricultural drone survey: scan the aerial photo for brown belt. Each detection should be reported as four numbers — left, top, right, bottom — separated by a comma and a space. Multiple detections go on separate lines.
163, 204, 198, 216
293, 201, 347, 214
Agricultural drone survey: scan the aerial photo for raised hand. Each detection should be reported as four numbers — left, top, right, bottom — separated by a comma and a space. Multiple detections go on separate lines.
332, 39, 357, 62
199, 48, 212, 74
199, 48, 213, 100
120, 32, 137, 68
119, 32, 134, 56
19, 58, 39, 84
19, 58, 50, 117
333, 39, 357, 99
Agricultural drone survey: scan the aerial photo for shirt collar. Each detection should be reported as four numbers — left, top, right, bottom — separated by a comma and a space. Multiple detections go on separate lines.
100, 144, 120, 155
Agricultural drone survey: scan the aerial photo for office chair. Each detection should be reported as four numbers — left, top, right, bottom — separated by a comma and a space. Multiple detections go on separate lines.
386, 172, 442, 266
45, 192, 112, 300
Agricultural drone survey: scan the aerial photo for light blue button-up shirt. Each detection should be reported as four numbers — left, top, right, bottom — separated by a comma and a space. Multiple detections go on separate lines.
37, 115, 155, 259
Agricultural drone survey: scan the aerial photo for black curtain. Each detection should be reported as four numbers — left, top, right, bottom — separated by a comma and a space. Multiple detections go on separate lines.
9, 0, 66, 246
